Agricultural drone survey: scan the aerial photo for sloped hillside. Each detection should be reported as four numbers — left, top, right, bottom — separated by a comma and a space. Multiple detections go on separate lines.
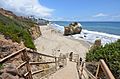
0, 8, 41, 49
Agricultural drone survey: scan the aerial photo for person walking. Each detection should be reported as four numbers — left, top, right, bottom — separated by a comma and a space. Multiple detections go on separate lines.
69, 52, 73, 61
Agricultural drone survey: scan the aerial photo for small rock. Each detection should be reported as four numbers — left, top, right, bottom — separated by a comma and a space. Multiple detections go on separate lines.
14, 75, 19, 79
4, 64, 18, 76
0, 76, 2, 79
0, 70, 3, 75
2, 73, 16, 79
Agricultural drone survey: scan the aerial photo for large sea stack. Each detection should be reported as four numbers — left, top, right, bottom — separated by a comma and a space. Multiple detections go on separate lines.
64, 22, 82, 35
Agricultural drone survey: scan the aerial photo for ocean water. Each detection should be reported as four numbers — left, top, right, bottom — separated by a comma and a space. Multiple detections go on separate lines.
50, 21, 120, 45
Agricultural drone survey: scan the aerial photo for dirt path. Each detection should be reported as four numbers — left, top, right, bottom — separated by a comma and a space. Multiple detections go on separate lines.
49, 59, 79, 79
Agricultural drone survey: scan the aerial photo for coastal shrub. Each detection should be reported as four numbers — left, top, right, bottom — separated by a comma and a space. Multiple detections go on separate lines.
0, 64, 3, 69
86, 40, 120, 79
0, 14, 36, 49
22, 30, 36, 49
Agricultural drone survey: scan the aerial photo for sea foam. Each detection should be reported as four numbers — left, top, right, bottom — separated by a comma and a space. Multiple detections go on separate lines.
81, 29, 120, 45
50, 23, 64, 32
51, 23, 120, 45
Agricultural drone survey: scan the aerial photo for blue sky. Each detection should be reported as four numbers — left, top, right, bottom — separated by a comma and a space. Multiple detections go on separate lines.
0, 0, 120, 21
39, 0, 120, 21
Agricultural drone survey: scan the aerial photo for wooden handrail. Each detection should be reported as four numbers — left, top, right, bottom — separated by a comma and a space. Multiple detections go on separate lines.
24, 67, 55, 77
76, 58, 115, 79
83, 68, 97, 79
0, 48, 26, 63
27, 49, 58, 58
29, 61, 56, 65
100, 59, 115, 79
0, 48, 66, 79
0, 48, 58, 64
32, 67, 52, 75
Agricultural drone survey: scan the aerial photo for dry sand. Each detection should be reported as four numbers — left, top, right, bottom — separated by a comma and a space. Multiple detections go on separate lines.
34, 25, 89, 60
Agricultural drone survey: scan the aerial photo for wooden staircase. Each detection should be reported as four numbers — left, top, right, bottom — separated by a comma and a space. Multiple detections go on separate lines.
76, 57, 115, 79
0, 48, 115, 79
0, 48, 67, 79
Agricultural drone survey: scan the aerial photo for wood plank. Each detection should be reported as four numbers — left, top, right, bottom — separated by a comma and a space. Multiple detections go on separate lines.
95, 64, 100, 78
17, 62, 27, 69
100, 59, 115, 79
27, 49, 58, 58
55, 57, 57, 71
32, 67, 53, 75
0, 48, 26, 63
29, 61, 55, 65
49, 60, 79, 79
83, 68, 97, 79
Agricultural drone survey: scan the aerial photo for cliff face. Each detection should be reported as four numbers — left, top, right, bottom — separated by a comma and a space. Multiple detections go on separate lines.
0, 8, 16, 19
0, 8, 41, 49
29, 24, 41, 40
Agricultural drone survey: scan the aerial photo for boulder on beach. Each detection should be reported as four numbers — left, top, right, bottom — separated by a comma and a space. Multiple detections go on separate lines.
91, 39, 101, 49
64, 22, 82, 35
94, 39, 101, 46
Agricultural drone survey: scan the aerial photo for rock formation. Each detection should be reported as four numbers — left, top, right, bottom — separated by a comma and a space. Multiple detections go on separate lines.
64, 22, 82, 35
29, 24, 42, 40
91, 39, 101, 50
0, 37, 24, 59
94, 39, 101, 46
0, 8, 17, 19
0, 64, 25, 79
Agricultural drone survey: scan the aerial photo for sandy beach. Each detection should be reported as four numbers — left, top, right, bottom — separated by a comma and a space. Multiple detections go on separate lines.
34, 25, 89, 60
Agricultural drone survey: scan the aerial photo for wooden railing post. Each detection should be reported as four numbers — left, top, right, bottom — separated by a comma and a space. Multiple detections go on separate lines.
100, 59, 115, 79
22, 49, 33, 79
95, 64, 100, 78
64, 57, 67, 66
80, 62, 84, 78
55, 57, 57, 71
76, 61, 81, 79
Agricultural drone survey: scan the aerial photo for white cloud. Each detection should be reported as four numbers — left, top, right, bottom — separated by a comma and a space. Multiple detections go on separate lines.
0, 0, 54, 17
112, 15, 120, 18
93, 13, 108, 17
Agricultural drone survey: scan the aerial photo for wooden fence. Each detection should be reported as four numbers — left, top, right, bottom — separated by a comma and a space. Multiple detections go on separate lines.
0, 48, 115, 79
76, 57, 115, 79
0, 48, 67, 79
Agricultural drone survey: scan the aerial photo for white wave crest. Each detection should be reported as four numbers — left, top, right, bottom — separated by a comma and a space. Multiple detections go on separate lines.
51, 23, 120, 45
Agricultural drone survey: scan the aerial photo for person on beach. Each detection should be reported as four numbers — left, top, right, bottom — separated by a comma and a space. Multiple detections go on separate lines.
79, 57, 82, 65
69, 52, 73, 61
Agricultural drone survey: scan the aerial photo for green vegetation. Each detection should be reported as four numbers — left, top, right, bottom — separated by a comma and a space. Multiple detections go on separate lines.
0, 14, 36, 49
0, 64, 3, 69
86, 39, 120, 78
